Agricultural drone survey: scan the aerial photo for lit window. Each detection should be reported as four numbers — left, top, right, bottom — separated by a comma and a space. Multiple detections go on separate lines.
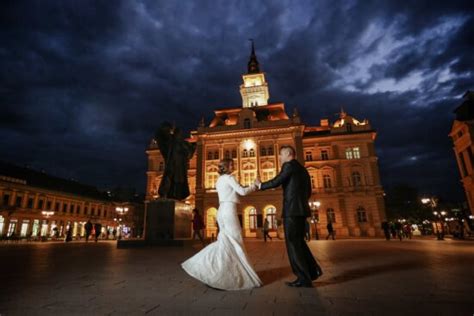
323, 175, 332, 188
249, 149, 255, 157
353, 147, 360, 159
243, 149, 248, 158
249, 208, 258, 231
345, 148, 353, 159
265, 207, 277, 230
327, 208, 336, 223
357, 207, 367, 223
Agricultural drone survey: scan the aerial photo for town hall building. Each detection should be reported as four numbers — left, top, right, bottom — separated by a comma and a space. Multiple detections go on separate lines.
146, 44, 387, 238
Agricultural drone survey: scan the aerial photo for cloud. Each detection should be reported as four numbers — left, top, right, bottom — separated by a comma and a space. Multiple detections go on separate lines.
0, 0, 472, 201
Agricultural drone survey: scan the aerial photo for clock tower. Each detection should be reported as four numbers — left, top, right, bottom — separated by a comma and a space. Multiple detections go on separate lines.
239, 40, 270, 108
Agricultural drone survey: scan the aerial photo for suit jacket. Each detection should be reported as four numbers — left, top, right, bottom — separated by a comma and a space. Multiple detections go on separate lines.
260, 159, 312, 218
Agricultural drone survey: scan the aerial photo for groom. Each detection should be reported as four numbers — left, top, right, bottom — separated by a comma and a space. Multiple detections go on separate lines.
255, 145, 323, 288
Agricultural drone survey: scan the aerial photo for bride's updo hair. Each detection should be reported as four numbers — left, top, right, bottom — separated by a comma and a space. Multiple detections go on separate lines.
218, 158, 233, 175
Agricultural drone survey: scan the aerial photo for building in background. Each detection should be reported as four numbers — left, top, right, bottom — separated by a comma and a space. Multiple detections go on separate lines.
146, 44, 387, 238
449, 90, 474, 216
0, 162, 142, 240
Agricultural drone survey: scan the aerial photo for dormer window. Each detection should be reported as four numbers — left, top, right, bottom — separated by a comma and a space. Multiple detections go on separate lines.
244, 118, 251, 129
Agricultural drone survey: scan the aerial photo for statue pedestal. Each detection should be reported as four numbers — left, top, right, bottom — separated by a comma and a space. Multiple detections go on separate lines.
117, 199, 192, 248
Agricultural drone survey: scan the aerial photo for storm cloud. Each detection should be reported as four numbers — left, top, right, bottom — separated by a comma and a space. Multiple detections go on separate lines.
1, 0, 473, 200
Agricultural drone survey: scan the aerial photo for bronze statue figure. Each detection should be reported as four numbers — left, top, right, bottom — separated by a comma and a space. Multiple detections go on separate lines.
155, 122, 196, 200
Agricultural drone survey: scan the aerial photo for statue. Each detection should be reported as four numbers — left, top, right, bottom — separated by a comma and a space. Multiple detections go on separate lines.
155, 122, 196, 200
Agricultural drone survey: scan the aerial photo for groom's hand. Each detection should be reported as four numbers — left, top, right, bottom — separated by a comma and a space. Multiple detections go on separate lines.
254, 176, 262, 189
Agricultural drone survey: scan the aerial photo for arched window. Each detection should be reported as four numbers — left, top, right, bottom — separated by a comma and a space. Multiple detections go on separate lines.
327, 208, 336, 223
323, 175, 332, 188
213, 151, 219, 160
357, 206, 367, 223
352, 171, 362, 186
248, 207, 257, 231
260, 146, 267, 156
244, 118, 251, 129
243, 149, 248, 158
268, 146, 274, 155
346, 123, 353, 132
265, 206, 277, 230
249, 148, 255, 157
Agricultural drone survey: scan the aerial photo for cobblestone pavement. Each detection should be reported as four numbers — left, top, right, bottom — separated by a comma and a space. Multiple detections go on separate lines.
0, 238, 472, 315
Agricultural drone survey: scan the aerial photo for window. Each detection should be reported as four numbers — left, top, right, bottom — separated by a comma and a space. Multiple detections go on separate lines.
260, 147, 267, 156
3, 194, 10, 206
38, 199, 44, 210
46, 201, 52, 210
214, 151, 219, 160
243, 172, 256, 186
243, 149, 248, 158
305, 152, 313, 161
16, 196, 22, 207
27, 198, 34, 209
76, 205, 81, 214
357, 207, 367, 223
206, 174, 219, 189
70, 204, 75, 213
244, 118, 251, 129
158, 161, 164, 171
92, 207, 96, 216
63, 203, 68, 213
263, 170, 275, 181
345, 147, 360, 159
327, 208, 336, 223
231, 149, 237, 158
310, 175, 316, 189
225, 150, 230, 159
353, 147, 360, 159
352, 171, 362, 186
345, 148, 353, 159
104, 209, 107, 218
249, 148, 255, 157
265, 207, 277, 230
85, 206, 89, 214
249, 208, 257, 231
268, 146, 274, 155
55, 202, 60, 212
321, 150, 329, 160
207, 151, 213, 160
323, 175, 332, 188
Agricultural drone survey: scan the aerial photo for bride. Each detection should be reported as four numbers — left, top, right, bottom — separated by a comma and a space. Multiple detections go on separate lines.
181, 158, 262, 290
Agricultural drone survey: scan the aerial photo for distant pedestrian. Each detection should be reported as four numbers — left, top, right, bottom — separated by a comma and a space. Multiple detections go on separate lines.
85, 220, 93, 242
112, 228, 117, 240
304, 219, 311, 241
326, 221, 335, 240
394, 221, 403, 241
64, 226, 72, 242
191, 208, 206, 246
94, 223, 102, 242
381, 221, 391, 240
390, 222, 397, 238
263, 218, 272, 242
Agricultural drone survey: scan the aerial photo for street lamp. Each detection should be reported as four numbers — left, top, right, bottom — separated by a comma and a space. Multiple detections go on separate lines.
115, 206, 129, 239
432, 210, 447, 240
421, 197, 444, 241
308, 201, 321, 240
41, 211, 54, 218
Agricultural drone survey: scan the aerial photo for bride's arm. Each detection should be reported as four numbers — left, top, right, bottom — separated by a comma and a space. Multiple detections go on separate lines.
228, 176, 256, 196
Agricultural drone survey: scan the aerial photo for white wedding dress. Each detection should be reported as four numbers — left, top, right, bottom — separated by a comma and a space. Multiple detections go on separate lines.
181, 174, 262, 290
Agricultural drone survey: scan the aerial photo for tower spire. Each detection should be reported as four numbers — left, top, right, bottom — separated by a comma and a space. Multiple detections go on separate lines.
247, 39, 260, 74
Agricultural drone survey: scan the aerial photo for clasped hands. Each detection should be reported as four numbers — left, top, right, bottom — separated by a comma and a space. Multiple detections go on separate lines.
253, 175, 262, 189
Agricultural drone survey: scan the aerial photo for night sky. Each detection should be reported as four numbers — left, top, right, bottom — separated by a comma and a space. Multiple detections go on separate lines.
1, 1, 473, 201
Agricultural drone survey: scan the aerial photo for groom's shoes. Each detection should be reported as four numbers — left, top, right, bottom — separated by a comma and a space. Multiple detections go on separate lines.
287, 280, 313, 288
311, 269, 323, 281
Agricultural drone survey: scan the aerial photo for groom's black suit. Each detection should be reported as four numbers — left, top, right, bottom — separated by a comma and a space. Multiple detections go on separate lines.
260, 159, 322, 284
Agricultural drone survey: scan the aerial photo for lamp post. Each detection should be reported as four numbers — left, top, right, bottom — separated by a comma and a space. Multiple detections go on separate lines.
115, 206, 129, 239
421, 197, 444, 241
308, 201, 321, 240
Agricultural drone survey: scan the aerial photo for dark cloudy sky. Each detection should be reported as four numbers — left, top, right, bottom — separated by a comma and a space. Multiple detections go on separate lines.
1, 0, 473, 201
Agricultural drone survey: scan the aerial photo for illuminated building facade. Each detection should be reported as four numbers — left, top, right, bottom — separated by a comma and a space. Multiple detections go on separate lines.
449, 91, 474, 216
146, 44, 387, 238
0, 162, 139, 240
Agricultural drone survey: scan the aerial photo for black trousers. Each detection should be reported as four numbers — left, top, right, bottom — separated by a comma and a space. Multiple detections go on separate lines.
284, 217, 322, 282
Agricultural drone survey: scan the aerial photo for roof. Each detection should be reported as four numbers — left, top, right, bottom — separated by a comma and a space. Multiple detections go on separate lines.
209, 103, 290, 127
0, 161, 110, 201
